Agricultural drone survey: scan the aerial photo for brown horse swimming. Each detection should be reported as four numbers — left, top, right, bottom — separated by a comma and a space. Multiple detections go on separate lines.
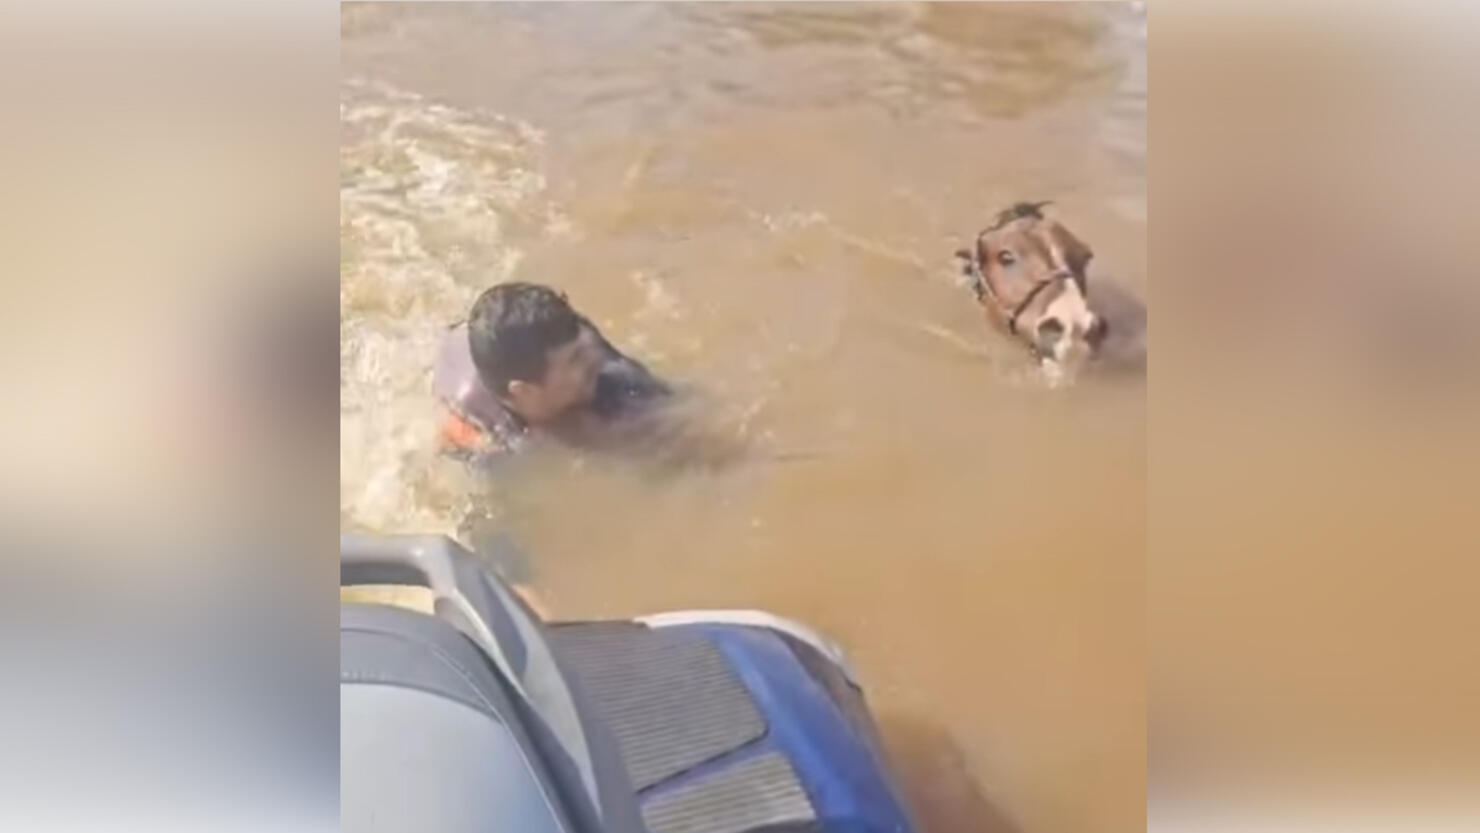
956, 202, 1139, 378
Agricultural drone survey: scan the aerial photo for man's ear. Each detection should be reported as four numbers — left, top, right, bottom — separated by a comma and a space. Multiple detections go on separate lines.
504, 378, 533, 406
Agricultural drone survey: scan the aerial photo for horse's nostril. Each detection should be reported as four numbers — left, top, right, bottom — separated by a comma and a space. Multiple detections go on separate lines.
1036, 317, 1065, 349
1085, 316, 1109, 348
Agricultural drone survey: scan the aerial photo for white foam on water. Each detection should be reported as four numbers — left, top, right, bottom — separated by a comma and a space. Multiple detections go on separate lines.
340, 79, 566, 535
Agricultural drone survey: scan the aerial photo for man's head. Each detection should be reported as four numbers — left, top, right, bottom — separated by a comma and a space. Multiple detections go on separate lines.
467, 283, 603, 425
963, 202, 1107, 370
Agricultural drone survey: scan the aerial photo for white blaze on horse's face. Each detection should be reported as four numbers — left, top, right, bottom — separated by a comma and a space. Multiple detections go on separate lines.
1032, 279, 1101, 371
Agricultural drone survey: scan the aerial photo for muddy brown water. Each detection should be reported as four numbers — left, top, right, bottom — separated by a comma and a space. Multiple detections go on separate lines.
341, 3, 1145, 832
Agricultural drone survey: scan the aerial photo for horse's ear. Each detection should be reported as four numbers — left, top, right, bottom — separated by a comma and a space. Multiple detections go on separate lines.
955, 247, 986, 298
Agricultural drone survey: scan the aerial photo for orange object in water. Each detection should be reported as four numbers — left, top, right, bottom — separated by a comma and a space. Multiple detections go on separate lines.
440, 410, 487, 452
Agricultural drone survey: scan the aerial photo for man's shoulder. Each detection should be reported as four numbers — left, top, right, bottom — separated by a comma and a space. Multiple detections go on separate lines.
593, 350, 672, 418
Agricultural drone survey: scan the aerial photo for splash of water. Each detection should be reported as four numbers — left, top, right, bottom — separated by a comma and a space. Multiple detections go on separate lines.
340, 79, 564, 535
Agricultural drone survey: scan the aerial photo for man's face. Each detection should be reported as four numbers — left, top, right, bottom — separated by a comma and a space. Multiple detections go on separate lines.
506, 326, 603, 424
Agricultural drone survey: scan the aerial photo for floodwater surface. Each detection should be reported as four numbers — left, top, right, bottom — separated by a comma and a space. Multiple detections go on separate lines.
341, 4, 1145, 832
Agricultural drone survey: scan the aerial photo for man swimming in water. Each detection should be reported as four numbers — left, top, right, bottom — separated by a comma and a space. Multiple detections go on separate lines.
433, 282, 672, 615
434, 281, 671, 469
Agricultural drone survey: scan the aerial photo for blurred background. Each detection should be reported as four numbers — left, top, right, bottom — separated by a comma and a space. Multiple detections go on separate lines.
0, 2, 337, 831
1151, 2, 1480, 829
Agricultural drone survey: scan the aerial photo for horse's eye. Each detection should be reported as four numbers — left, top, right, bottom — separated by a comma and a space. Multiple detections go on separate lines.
997, 250, 1017, 266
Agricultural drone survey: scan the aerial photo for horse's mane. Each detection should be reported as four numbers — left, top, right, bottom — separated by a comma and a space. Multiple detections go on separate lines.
985, 201, 1053, 232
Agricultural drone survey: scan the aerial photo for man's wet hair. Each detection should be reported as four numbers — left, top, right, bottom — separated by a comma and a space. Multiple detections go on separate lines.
467, 282, 583, 395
